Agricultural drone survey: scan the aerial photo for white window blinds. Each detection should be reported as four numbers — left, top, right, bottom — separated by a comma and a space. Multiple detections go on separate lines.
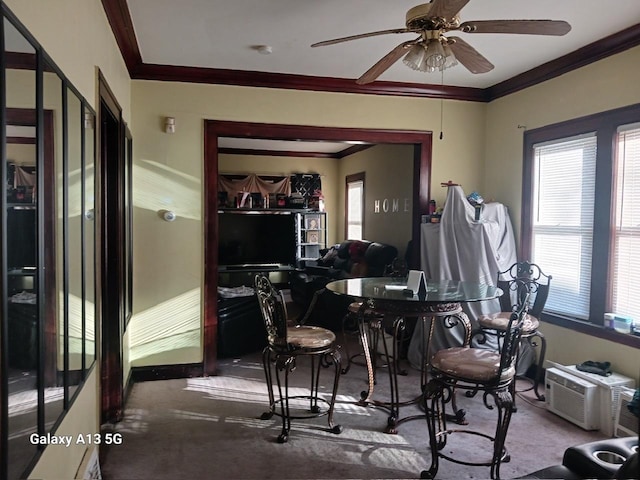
612, 124, 640, 320
532, 134, 597, 319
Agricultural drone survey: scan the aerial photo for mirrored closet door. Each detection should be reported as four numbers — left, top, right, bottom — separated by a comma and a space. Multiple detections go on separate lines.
1, 6, 97, 478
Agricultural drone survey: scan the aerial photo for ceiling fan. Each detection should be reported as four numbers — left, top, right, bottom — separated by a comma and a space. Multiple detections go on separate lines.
311, 0, 571, 84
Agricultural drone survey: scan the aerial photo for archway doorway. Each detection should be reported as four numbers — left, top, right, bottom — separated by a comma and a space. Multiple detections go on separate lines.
203, 121, 433, 374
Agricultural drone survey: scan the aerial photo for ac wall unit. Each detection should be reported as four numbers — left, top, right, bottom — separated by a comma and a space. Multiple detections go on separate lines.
615, 387, 640, 437
546, 367, 600, 430
547, 363, 636, 436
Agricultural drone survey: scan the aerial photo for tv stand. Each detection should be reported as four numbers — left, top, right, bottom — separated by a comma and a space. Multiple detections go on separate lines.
218, 265, 293, 288
217, 265, 289, 359
219, 264, 293, 272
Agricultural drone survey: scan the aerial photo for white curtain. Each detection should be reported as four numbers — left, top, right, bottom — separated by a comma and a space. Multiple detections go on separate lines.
409, 186, 524, 370
13, 166, 36, 187
218, 173, 290, 202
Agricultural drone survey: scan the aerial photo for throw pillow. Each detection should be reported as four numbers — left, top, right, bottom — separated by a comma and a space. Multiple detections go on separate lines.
320, 245, 339, 266
348, 240, 368, 262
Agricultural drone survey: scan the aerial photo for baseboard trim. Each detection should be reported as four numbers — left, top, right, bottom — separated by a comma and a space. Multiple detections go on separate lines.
130, 363, 205, 383
123, 367, 134, 403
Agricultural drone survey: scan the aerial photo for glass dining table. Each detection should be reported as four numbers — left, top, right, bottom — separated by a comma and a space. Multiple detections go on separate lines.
326, 277, 502, 433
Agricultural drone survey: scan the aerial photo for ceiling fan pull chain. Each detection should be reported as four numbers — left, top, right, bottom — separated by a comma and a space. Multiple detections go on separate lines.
439, 69, 445, 140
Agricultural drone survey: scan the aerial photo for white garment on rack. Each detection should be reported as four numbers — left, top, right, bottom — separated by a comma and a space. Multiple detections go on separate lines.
408, 186, 530, 372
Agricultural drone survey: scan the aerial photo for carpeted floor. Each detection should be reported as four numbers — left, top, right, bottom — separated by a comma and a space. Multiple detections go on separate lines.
100, 336, 609, 480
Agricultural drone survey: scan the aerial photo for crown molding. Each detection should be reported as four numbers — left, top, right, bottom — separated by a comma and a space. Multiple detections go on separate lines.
487, 23, 640, 100
101, 0, 141, 73
131, 63, 488, 102
102, 0, 640, 102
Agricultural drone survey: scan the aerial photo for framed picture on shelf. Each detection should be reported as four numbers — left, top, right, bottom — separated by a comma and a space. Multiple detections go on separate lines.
305, 214, 320, 230
305, 230, 319, 244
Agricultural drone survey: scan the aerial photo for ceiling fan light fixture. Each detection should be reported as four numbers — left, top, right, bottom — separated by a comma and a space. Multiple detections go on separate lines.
442, 42, 458, 70
402, 44, 429, 71
403, 38, 457, 73
425, 38, 446, 69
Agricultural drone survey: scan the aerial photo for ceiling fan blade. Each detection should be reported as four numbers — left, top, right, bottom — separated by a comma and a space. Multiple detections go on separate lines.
311, 28, 412, 47
428, 0, 471, 19
356, 39, 420, 85
447, 36, 494, 74
459, 20, 571, 36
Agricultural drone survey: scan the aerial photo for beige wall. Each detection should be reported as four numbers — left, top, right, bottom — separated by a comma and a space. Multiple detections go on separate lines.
6, 4, 639, 479
217, 144, 414, 254
5, 0, 131, 118
484, 46, 640, 238
6, 143, 35, 165
129, 80, 485, 367
28, 370, 99, 480
484, 45, 640, 380
338, 144, 414, 257
4, 1, 132, 478
218, 154, 340, 244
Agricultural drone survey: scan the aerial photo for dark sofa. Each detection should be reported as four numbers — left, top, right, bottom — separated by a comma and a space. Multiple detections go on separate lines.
520, 436, 638, 479
290, 239, 398, 331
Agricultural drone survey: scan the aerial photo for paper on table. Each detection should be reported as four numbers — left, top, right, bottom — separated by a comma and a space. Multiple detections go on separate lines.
384, 284, 406, 291
407, 270, 426, 294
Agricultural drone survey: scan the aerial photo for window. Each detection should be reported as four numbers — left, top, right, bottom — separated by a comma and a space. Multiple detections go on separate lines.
346, 172, 365, 240
612, 124, 640, 320
523, 103, 640, 336
531, 134, 596, 319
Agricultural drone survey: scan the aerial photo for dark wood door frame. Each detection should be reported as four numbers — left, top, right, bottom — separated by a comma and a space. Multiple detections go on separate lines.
98, 72, 125, 423
203, 121, 432, 375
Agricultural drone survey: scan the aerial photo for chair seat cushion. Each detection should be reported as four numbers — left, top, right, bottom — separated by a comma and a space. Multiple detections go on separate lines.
478, 312, 539, 333
287, 325, 336, 350
431, 347, 516, 383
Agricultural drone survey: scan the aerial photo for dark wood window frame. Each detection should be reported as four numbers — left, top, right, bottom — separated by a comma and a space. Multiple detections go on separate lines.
522, 102, 640, 349
345, 172, 365, 239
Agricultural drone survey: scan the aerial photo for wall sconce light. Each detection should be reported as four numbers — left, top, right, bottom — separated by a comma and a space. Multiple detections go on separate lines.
165, 117, 176, 134
159, 210, 177, 222
84, 112, 94, 130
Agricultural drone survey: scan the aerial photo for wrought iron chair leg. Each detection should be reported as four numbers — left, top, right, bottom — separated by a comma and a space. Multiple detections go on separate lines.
421, 380, 446, 479
531, 331, 547, 401
491, 389, 514, 479
310, 356, 321, 414
260, 348, 276, 420
327, 351, 344, 434
274, 357, 291, 443
381, 320, 398, 433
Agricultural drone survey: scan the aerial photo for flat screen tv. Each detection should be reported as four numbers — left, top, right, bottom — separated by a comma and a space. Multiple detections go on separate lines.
7, 208, 37, 270
218, 212, 296, 268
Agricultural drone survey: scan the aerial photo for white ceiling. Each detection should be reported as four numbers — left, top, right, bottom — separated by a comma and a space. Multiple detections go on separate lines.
218, 138, 356, 154
126, 0, 640, 89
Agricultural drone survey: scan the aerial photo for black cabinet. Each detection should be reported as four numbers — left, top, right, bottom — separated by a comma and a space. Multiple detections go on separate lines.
217, 295, 266, 358
8, 303, 38, 370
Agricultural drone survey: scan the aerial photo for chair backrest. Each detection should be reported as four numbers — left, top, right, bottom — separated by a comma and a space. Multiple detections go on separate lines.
498, 287, 531, 376
497, 261, 552, 318
254, 274, 289, 348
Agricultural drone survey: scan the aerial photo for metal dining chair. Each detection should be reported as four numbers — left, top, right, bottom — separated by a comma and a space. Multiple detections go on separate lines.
421, 289, 531, 480
476, 261, 551, 404
255, 274, 343, 443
